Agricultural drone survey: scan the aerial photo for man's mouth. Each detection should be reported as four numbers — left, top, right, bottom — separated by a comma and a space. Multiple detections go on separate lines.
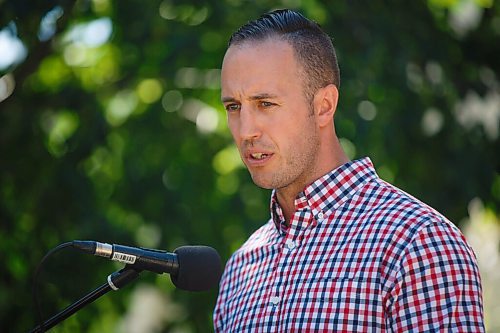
250, 153, 270, 160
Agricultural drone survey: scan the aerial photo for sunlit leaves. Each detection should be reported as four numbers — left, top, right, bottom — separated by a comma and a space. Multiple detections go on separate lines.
41, 110, 80, 157
1, 0, 499, 331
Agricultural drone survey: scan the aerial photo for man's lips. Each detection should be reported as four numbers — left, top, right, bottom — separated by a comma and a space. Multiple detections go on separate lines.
244, 149, 274, 165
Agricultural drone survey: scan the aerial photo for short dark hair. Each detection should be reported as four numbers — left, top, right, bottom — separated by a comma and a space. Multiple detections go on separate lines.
228, 9, 340, 103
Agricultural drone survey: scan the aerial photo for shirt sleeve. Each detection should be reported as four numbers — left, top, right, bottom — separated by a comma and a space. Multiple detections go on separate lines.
213, 271, 227, 332
213, 254, 235, 333
387, 220, 485, 332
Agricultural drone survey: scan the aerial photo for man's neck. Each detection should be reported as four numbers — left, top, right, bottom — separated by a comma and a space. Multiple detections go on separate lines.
276, 151, 349, 225
276, 187, 301, 225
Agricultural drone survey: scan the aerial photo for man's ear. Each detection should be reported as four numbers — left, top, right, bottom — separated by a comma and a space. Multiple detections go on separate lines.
314, 84, 339, 128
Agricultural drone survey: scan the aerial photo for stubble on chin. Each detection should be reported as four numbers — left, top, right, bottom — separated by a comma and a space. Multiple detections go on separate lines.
248, 171, 275, 190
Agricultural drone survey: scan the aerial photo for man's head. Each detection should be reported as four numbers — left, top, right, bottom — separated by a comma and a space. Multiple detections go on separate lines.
220, 10, 346, 196
228, 9, 340, 104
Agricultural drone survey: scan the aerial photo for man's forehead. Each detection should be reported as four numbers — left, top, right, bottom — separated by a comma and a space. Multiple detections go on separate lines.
224, 37, 292, 60
220, 37, 304, 101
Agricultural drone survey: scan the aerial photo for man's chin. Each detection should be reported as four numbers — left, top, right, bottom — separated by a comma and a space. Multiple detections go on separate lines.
250, 174, 276, 190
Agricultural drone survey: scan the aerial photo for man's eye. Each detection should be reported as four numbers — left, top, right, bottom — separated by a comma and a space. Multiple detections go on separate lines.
260, 101, 274, 107
225, 104, 240, 112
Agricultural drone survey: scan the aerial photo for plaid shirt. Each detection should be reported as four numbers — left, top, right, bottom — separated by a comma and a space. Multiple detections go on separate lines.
214, 158, 484, 332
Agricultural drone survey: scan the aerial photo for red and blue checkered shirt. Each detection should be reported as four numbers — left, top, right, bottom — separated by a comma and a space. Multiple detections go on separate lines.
214, 158, 484, 332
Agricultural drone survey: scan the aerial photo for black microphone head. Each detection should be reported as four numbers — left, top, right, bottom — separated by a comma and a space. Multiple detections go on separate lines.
171, 245, 222, 292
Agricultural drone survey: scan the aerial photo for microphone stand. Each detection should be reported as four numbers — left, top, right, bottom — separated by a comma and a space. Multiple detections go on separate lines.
30, 266, 141, 333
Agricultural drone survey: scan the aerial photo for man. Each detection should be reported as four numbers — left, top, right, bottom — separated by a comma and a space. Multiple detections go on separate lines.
214, 9, 484, 332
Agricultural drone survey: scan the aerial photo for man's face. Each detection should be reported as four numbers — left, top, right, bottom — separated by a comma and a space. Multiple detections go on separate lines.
221, 38, 321, 193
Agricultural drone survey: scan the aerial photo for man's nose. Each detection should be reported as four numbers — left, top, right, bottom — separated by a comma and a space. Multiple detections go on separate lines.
239, 106, 261, 141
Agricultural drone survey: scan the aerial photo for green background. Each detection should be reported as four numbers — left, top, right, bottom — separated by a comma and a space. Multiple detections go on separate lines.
1, 0, 499, 331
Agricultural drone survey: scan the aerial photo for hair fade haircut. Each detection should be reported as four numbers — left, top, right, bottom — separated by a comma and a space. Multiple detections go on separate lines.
228, 9, 340, 103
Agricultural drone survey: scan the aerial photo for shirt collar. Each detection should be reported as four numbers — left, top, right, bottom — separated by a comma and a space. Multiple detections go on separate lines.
270, 157, 378, 233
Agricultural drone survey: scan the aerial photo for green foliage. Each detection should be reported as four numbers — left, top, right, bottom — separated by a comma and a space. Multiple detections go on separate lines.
1, 0, 499, 331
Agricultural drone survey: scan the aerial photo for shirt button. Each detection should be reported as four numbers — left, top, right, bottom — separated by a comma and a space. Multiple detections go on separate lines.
317, 211, 325, 220
270, 296, 280, 305
285, 239, 296, 250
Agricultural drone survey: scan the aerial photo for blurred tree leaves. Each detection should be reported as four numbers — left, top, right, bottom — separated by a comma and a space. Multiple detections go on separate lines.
0, 0, 499, 331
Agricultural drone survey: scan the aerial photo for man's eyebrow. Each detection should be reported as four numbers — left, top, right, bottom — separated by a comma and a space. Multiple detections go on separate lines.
221, 96, 237, 103
222, 94, 278, 103
248, 93, 278, 101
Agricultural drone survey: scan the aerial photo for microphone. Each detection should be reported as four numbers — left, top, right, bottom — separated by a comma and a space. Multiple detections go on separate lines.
72, 240, 222, 292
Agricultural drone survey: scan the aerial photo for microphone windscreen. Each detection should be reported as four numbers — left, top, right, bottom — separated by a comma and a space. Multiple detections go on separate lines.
171, 245, 222, 292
